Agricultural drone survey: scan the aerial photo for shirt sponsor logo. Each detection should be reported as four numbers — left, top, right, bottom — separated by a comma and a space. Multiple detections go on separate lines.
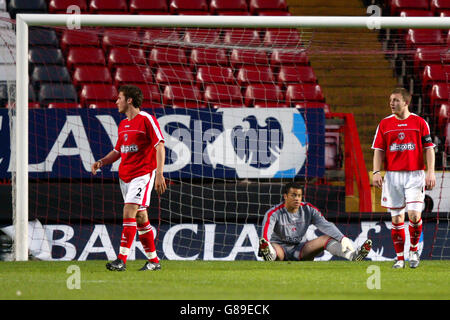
389, 142, 415, 152
121, 144, 138, 153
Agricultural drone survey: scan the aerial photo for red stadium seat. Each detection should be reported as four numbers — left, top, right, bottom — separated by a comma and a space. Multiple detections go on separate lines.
437, 103, 450, 135
149, 47, 188, 67
196, 66, 235, 87
270, 49, 309, 67
88, 102, 117, 109
80, 84, 118, 107
190, 48, 228, 66
73, 66, 112, 88
163, 84, 205, 108
223, 29, 262, 47
413, 46, 447, 76
155, 65, 194, 84
431, 0, 450, 15
405, 29, 444, 49
236, 66, 274, 85
113, 65, 153, 86
249, 0, 287, 15
138, 84, 161, 103
399, 9, 433, 16
48, 0, 87, 13
102, 29, 140, 53
445, 123, 450, 154
244, 84, 285, 108
263, 29, 301, 48
285, 84, 325, 105
390, 0, 429, 16
67, 47, 106, 71
230, 49, 268, 67
141, 28, 180, 48
430, 83, 449, 107
89, 0, 128, 14
48, 102, 83, 109
422, 64, 450, 93
169, 0, 208, 15
129, 0, 168, 14
204, 84, 244, 108
277, 66, 317, 87
184, 29, 221, 45
107, 47, 146, 70
60, 29, 100, 54
209, 0, 248, 15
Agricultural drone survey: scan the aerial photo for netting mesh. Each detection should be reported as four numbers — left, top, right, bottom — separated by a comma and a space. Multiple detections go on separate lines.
0, 16, 448, 260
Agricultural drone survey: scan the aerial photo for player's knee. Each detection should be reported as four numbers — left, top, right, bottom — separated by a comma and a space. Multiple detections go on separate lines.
123, 204, 139, 219
135, 211, 148, 224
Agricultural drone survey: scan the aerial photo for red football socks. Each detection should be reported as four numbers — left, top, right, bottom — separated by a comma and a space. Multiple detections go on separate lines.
117, 218, 137, 263
138, 220, 160, 263
391, 222, 405, 260
409, 218, 423, 252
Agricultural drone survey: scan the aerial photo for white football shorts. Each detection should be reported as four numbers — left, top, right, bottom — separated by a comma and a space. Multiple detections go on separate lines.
119, 170, 156, 211
381, 170, 425, 210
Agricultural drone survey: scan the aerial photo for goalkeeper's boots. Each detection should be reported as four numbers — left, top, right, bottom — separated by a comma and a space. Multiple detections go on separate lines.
139, 261, 161, 271
409, 251, 420, 268
353, 239, 372, 261
106, 258, 126, 271
392, 259, 405, 269
259, 238, 277, 261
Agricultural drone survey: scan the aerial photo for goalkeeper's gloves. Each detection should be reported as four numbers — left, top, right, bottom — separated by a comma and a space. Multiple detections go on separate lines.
340, 236, 355, 253
259, 238, 277, 261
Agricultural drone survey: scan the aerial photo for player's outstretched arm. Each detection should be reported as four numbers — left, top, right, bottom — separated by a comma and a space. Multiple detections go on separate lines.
154, 142, 166, 195
91, 150, 120, 175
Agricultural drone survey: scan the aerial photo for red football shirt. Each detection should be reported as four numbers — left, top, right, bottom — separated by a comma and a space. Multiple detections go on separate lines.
371, 113, 434, 171
114, 111, 164, 182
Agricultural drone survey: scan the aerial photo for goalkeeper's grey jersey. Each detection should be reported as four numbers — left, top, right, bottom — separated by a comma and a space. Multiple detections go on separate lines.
261, 202, 344, 245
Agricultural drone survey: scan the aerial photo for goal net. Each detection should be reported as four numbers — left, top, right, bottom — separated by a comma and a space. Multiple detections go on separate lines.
1, 13, 449, 261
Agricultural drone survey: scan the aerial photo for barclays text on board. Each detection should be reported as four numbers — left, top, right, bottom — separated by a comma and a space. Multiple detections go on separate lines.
0, 108, 324, 179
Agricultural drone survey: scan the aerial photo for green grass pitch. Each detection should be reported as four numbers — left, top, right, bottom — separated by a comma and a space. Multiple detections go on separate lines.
0, 260, 449, 300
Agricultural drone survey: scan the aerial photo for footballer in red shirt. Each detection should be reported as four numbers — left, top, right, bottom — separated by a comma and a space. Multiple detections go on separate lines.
372, 88, 435, 269
91, 85, 166, 272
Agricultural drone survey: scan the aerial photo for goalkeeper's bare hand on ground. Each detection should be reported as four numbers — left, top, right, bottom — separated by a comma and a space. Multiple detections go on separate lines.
259, 238, 277, 261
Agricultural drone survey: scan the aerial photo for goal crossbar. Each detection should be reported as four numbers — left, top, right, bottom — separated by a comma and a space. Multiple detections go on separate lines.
13, 14, 450, 261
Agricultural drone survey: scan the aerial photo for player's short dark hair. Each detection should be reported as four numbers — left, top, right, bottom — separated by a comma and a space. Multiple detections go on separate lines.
391, 87, 411, 105
118, 85, 143, 108
283, 181, 303, 195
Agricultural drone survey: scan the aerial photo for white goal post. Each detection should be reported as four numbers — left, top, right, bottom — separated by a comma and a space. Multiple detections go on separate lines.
13, 13, 450, 261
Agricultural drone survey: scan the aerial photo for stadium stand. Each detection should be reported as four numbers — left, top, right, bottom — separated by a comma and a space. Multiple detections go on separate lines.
244, 84, 286, 108
163, 84, 205, 108
169, 0, 209, 15
67, 47, 106, 71
129, 0, 168, 15
196, 66, 236, 87
48, 0, 88, 14
89, 0, 128, 14
7, 0, 47, 19
209, 0, 249, 16
107, 47, 146, 70
204, 84, 244, 108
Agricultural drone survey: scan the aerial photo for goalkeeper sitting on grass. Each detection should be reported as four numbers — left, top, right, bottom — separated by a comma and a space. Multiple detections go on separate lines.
259, 182, 372, 261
